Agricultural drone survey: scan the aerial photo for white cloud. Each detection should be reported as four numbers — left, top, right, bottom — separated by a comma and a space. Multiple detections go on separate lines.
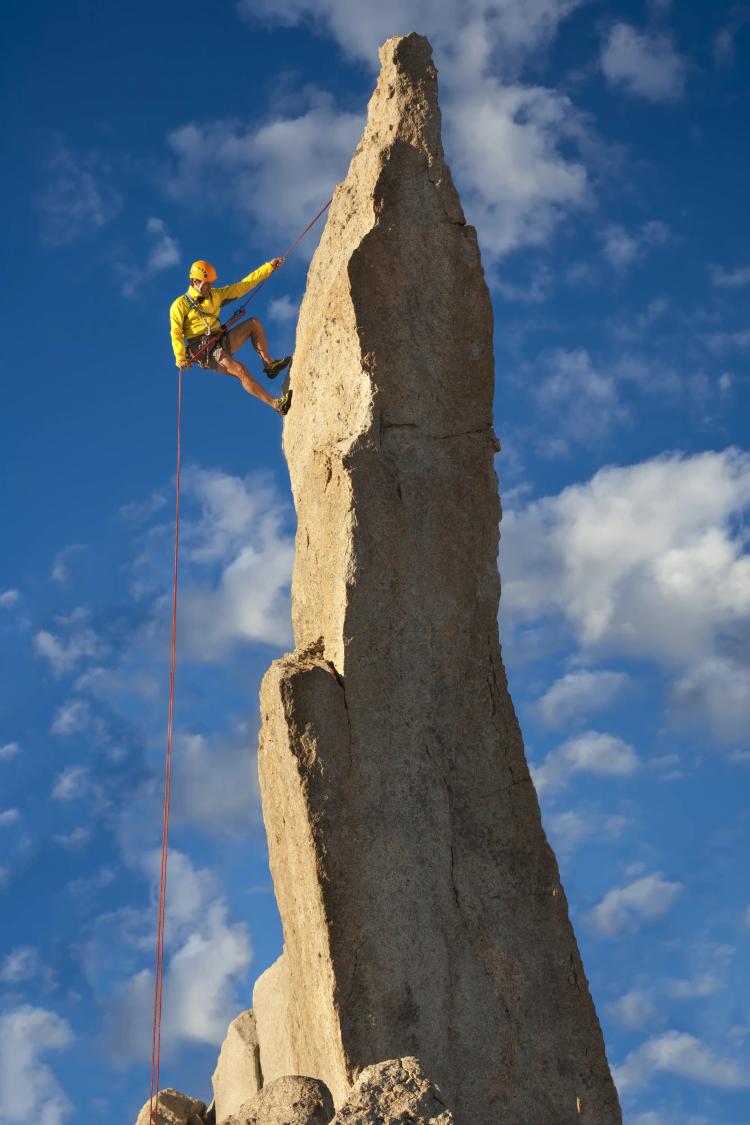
0, 947, 39, 984
66, 867, 114, 898
51, 699, 91, 736
51, 766, 89, 801
534, 730, 639, 795
0, 809, 20, 828
0, 1006, 73, 1125
443, 77, 590, 258
268, 295, 299, 325
502, 452, 750, 741
701, 329, 750, 354
240, 0, 585, 70
172, 731, 260, 837
600, 220, 669, 271
0, 589, 19, 608
34, 628, 100, 678
587, 873, 682, 937
0, 743, 20, 762
90, 850, 252, 1061
53, 827, 91, 850
609, 987, 663, 1031
712, 8, 750, 68
533, 349, 628, 454
545, 807, 629, 856
121, 217, 181, 299
171, 468, 295, 657
536, 669, 629, 726
225, 4, 597, 260
670, 656, 750, 743
166, 93, 362, 247
50, 545, 85, 585
601, 23, 687, 101
36, 143, 122, 247
710, 264, 750, 289
667, 973, 725, 999
614, 1030, 748, 1094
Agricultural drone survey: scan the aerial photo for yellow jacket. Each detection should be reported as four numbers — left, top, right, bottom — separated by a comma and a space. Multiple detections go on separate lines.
169, 262, 275, 366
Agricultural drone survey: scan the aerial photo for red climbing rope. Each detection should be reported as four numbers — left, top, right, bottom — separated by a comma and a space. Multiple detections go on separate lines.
146, 197, 332, 1125
148, 364, 182, 1125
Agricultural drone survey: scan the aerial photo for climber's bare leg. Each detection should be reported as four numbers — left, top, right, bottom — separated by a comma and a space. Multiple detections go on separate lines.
217, 354, 277, 409
226, 317, 273, 366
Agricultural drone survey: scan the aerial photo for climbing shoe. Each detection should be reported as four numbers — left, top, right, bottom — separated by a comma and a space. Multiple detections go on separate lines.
264, 355, 292, 380
275, 389, 293, 415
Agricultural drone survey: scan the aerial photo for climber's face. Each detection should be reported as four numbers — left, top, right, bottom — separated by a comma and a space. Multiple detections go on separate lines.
191, 278, 212, 297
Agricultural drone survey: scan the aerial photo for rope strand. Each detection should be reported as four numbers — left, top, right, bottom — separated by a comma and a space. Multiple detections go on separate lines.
148, 368, 182, 1125
147, 195, 331, 1122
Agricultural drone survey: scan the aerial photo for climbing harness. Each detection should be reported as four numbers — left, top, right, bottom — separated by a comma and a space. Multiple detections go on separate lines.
147, 195, 332, 1125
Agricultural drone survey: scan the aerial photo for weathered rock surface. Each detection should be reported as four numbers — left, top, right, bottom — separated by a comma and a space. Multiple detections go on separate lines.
332, 1058, 453, 1124
252, 951, 296, 1087
224, 1075, 334, 1125
257, 31, 621, 1125
134, 1089, 206, 1125
211, 1009, 262, 1123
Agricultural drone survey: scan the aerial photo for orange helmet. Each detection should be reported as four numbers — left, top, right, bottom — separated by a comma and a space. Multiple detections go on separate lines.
189, 260, 217, 283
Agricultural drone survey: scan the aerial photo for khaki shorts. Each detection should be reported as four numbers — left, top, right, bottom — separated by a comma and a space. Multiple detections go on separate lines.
185, 332, 233, 372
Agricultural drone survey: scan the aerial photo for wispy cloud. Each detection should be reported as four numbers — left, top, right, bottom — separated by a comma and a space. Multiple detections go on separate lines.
533, 348, 628, 454
601, 23, 687, 101
0, 947, 39, 984
36, 142, 122, 248
701, 329, 750, 354
130, 467, 295, 658
533, 730, 639, 795
709, 263, 750, 289
600, 220, 669, 271
615, 1030, 748, 1093
34, 626, 101, 678
587, 872, 682, 937
0, 809, 21, 828
608, 987, 664, 1031
0, 742, 20, 762
165, 92, 362, 249
0, 589, 20, 608
50, 700, 92, 736
51, 765, 90, 801
120, 217, 181, 298
545, 807, 630, 857
50, 545, 85, 585
53, 827, 92, 850
535, 669, 630, 727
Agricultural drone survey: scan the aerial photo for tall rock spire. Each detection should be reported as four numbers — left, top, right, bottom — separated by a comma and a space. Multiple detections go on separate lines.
257, 33, 621, 1124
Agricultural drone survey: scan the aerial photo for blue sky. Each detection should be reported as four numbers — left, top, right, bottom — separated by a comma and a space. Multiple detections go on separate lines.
2, 2, 749, 1123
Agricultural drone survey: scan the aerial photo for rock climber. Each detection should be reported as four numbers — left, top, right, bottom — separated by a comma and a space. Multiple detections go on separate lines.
169, 259, 293, 414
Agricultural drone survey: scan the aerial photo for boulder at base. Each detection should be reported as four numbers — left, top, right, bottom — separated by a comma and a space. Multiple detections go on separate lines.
134, 1088, 206, 1125
332, 1058, 453, 1124
211, 1009, 262, 1122
223, 1075, 334, 1125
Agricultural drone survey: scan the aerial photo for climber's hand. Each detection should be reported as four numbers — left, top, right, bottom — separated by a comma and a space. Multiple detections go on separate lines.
271, 257, 285, 270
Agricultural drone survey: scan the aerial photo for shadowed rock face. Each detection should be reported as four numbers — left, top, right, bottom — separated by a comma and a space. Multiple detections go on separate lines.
257, 32, 621, 1125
